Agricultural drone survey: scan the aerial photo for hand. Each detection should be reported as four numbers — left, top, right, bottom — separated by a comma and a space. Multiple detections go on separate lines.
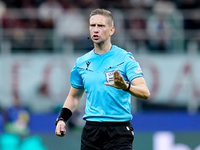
104, 70, 128, 90
55, 121, 66, 137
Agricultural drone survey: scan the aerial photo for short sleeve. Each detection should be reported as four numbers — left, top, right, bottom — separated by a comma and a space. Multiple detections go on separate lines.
125, 52, 143, 81
70, 62, 84, 88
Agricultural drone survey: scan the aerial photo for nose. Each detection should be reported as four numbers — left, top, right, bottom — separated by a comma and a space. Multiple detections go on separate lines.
93, 26, 99, 33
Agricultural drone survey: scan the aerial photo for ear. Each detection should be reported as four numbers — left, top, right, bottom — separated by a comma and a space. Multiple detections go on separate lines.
109, 26, 115, 36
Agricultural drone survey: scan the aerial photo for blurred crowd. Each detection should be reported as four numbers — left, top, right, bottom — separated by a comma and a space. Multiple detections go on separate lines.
0, 0, 200, 53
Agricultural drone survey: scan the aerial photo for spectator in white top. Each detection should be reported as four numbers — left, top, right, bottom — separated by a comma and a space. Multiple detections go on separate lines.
38, 0, 63, 28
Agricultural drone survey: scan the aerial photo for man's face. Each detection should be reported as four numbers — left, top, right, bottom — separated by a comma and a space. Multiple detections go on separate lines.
89, 15, 114, 44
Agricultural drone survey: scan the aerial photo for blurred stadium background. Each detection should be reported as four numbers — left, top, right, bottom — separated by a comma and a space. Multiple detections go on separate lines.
0, 0, 200, 149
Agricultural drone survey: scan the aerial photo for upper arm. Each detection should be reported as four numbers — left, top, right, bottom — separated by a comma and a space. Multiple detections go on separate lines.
68, 86, 84, 100
125, 53, 143, 82
70, 61, 84, 89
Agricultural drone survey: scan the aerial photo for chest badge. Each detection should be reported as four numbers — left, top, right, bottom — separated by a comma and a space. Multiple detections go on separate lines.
106, 71, 114, 83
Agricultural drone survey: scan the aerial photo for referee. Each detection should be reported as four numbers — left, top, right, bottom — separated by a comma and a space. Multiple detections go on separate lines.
55, 8, 150, 150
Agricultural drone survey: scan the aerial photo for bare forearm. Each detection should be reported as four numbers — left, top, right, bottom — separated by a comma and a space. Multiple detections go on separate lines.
128, 84, 150, 100
63, 95, 81, 113
62, 86, 84, 113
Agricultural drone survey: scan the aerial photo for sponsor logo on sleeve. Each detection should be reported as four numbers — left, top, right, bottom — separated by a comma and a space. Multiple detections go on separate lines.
134, 68, 142, 73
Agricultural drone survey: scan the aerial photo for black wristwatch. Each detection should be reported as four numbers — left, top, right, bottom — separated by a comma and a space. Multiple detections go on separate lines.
123, 82, 131, 91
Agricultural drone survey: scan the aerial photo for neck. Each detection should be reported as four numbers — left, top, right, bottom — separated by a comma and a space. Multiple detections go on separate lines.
94, 41, 112, 55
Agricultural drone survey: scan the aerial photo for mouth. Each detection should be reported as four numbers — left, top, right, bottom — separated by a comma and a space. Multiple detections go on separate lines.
93, 35, 99, 40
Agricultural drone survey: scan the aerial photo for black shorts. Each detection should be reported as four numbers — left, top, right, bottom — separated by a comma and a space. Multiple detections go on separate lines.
81, 121, 134, 150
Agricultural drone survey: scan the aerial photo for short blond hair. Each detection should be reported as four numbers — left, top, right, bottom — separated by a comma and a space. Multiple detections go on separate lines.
89, 8, 114, 27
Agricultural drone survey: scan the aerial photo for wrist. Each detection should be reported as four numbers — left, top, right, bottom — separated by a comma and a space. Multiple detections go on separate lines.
55, 108, 72, 126
123, 82, 131, 91
55, 118, 66, 125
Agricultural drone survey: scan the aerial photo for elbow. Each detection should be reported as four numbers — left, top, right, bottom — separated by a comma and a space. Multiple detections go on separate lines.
143, 91, 150, 100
